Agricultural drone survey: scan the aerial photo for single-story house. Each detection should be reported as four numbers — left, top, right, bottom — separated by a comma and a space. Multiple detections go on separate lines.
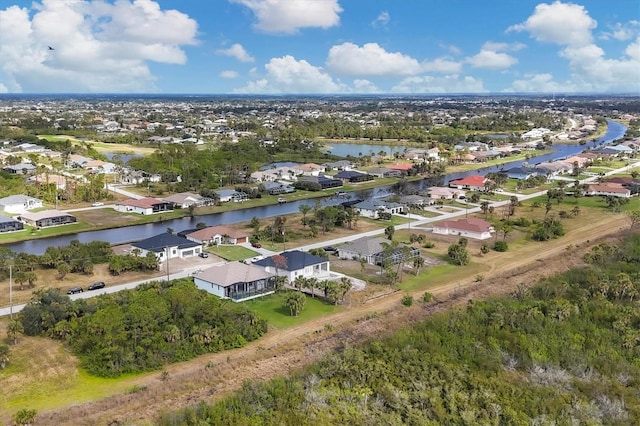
337, 236, 419, 265
432, 217, 494, 240
18, 210, 77, 228
3, 163, 36, 175
215, 189, 248, 203
162, 192, 211, 208
367, 167, 402, 178
334, 170, 373, 183
585, 183, 631, 198
427, 186, 466, 200
253, 250, 331, 283
28, 173, 68, 190
0, 215, 24, 233
502, 166, 540, 180
185, 225, 248, 245
353, 199, 404, 219
0, 195, 43, 214
535, 162, 572, 176
296, 175, 343, 190
120, 170, 162, 185
291, 163, 325, 176
323, 160, 355, 171
262, 182, 295, 195
115, 197, 173, 215
131, 232, 202, 261
448, 175, 492, 191
192, 262, 276, 302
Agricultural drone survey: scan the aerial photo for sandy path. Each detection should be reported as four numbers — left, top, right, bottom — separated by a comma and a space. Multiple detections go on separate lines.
38, 214, 633, 425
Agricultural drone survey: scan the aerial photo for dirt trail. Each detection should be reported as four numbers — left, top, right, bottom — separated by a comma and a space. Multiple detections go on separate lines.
39, 214, 633, 425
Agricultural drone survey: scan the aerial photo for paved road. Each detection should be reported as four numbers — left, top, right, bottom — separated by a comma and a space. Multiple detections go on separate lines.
2, 160, 638, 318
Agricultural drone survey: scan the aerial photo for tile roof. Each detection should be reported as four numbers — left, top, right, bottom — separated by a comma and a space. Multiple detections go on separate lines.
132, 232, 201, 252
185, 225, 247, 241
338, 236, 390, 256
253, 250, 327, 271
194, 262, 272, 287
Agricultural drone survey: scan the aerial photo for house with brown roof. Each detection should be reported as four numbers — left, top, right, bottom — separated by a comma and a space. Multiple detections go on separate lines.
185, 225, 248, 246
193, 262, 276, 301
292, 163, 325, 176
18, 210, 77, 228
585, 183, 631, 198
432, 217, 494, 240
115, 197, 173, 214
28, 173, 69, 190
427, 186, 466, 200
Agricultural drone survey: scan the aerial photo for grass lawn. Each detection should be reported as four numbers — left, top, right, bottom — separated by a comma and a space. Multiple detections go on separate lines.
243, 292, 342, 329
208, 245, 257, 261
0, 222, 93, 244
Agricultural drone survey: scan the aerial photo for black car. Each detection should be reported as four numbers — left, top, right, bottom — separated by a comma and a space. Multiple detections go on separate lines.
67, 286, 83, 295
198, 252, 209, 258
324, 246, 337, 252
87, 281, 105, 291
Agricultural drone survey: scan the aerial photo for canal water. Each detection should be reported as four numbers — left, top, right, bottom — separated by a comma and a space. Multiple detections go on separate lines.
4, 120, 626, 254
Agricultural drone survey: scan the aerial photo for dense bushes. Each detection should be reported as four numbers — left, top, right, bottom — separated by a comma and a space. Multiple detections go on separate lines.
19, 279, 267, 377
160, 233, 640, 425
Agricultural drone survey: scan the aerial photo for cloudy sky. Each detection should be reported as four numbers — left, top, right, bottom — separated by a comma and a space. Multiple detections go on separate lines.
0, 0, 638, 94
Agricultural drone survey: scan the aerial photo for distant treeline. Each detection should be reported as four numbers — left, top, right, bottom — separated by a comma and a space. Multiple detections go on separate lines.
160, 233, 640, 425
19, 279, 267, 377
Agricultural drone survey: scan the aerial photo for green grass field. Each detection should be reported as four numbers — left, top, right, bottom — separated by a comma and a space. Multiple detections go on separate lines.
207, 245, 257, 261
243, 292, 342, 329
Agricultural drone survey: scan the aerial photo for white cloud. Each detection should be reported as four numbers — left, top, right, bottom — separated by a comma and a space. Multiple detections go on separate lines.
439, 43, 462, 55
421, 58, 462, 74
235, 55, 346, 93
506, 73, 569, 92
467, 50, 518, 69
508, 1, 596, 46
482, 41, 525, 52
0, 0, 198, 93
600, 21, 640, 41
326, 42, 422, 76
392, 75, 486, 93
509, 2, 640, 93
216, 43, 255, 62
220, 70, 239, 79
0, 83, 7, 93
231, 0, 342, 34
353, 79, 380, 93
371, 11, 390, 28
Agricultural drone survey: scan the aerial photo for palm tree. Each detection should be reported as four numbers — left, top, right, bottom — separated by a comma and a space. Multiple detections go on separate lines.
7, 320, 24, 345
299, 204, 311, 228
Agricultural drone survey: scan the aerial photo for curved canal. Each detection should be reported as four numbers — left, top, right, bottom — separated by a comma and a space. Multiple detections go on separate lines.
4, 120, 627, 254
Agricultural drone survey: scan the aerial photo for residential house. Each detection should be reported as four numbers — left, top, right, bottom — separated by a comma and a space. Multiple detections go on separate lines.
261, 182, 295, 195
185, 225, 248, 246
215, 189, 248, 203
585, 183, 631, 198
386, 163, 414, 174
3, 162, 36, 175
0, 215, 24, 233
131, 232, 202, 261
253, 250, 331, 283
367, 167, 402, 178
120, 169, 162, 185
333, 170, 373, 183
162, 192, 211, 209
448, 175, 492, 191
323, 160, 354, 171
427, 186, 466, 200
296, 175, 343, 190
192, 262, 276, 302
353, 199, 404, 219
432, 217, 494, 240
28, 173, 68, 190
115, 197, 173, 215
535, 162, 572, 176
337, 236, 419, 265
18, 210, 77, 228
502, 166, 540, 180
561, 156, 591, 168
292, 163, 325, 176
0, 195, 43, 214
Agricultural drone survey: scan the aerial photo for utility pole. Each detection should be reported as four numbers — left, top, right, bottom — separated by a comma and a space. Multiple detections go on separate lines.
9, 265, 13, 320
165, 246, 170, 281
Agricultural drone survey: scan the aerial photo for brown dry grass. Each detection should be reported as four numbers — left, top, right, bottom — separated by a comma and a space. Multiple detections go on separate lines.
26, 212, 634, 426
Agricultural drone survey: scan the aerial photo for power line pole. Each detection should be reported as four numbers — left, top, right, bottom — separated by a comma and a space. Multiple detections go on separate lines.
9, 265, 13, 320
165, 246, 170, 281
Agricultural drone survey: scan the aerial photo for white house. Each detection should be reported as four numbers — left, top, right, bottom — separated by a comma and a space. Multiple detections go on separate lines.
192, 262, 276, 302
0, 195, 43, 214
432, 217, 495, 240
353, 199, 404, 219
131, 232, 202, 261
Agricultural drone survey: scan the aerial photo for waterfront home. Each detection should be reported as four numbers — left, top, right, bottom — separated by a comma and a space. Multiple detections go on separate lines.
18, 210, 77, 228
432, 217, 494, 240
448, 175, 492, 191
115, 197, 173, 215
131, 232, 202, 261
427, 186, 466, 200
162, 192, 212, 208
353, 199, 404, 219
185, 225, 249, 246
0, 215, 24, 233
0, 195, 43, 214
214, 189, 249, 203
193, 262, 276, 302
323, 160, 355, 171
334, 170, 373, 183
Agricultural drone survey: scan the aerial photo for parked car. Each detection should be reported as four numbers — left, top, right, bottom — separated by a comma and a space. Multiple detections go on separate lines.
251, 242, 262, 248
91, 202, 104, 207
324, 246, 337, 252
67, 286, 83, 295
198, 252, 209, 258
87, 281, 105, 291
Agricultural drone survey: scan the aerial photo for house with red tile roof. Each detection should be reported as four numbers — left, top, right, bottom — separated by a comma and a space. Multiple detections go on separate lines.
432, 217, 495, 240
585, 183, 631, 198
448, 175, 492, 191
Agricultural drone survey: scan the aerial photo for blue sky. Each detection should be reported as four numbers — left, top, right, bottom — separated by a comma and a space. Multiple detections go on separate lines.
0, 0, 638, 94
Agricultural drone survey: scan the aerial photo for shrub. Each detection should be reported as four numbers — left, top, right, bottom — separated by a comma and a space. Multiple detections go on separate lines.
401, 294, 414, 307
494, 241, 509, 252
422, 292, 433, 303
422, 240, 435, 248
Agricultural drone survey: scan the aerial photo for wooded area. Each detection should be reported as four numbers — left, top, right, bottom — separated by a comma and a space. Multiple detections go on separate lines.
159, 233, 640, 425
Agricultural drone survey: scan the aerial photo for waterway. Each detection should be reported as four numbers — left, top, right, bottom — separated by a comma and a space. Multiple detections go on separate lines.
4, 120, 626, 254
